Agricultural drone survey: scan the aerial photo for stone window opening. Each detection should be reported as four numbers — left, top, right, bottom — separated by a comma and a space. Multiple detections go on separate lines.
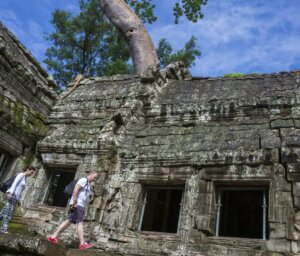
139, 185, 184, 234
215, 186, 268, 240
42, 168, 76, 208
0, 150, 11, 182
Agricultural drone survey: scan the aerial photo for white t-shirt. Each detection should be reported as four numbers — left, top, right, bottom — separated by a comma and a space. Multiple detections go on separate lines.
69, 178, 90, 207
7, 173, 26, 200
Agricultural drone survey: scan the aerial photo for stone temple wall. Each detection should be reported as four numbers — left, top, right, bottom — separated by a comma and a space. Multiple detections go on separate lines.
2, 21, 300, 256
21, 61, 300, 255
0, 22, 56, 204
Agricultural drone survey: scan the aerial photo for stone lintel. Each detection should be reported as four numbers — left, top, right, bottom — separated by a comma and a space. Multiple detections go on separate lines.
41, 153, 83, 167
136, 166, 195, 182
37, 140, 104, 154
203, 165, 274, 181
123, 149, 279, 167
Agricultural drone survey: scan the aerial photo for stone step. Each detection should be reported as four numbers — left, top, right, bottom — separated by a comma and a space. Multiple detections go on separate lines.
10, 215, 26, 224
8, 209, 29, 233
66, 249, 122, 256
0, 232, 67, 256
0, 232, 123, 256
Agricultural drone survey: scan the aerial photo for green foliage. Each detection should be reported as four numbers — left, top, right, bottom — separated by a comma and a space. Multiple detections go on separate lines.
98, 28, 132, 76
102, 59, 133, 76
44, 0, 131, 88
45, 0, 206, 87
157, 36, 201, 68
125, 0, 208, 24
224, 73, 245, 78
125, 0, 157, 24
224, 72, 262, 78
173, 0, 208, 24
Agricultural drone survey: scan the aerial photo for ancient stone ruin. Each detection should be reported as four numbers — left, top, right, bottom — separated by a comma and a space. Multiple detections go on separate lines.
1, 21, 300, 255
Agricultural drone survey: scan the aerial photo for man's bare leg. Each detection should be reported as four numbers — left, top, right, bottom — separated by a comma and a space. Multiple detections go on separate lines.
52, 219, 71, 238
76, 222, 85, 245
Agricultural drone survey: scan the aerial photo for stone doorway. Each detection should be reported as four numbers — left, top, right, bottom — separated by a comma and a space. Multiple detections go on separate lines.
42, 168, 76, 207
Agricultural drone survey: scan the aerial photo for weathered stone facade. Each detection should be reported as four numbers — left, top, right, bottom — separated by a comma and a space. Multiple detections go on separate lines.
2, 22, 300, 256
0, 21, 56, 202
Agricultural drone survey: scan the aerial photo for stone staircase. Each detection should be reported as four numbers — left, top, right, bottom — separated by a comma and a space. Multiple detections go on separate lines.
7, 205, 35, 236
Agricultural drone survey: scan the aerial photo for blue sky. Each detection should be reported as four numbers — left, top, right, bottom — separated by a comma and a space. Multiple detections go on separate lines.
0, 0, 300, 77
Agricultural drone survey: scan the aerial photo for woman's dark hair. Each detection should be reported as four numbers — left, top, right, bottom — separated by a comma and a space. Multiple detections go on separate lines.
26, 165, 36, 171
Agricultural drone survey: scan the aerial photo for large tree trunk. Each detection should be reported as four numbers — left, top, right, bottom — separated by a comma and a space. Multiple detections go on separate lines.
100, 0, 159, 74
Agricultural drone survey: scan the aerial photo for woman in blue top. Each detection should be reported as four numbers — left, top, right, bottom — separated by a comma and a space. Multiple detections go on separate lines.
0, 165, 35, 233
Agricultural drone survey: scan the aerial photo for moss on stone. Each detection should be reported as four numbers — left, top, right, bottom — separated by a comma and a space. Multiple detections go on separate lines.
0, 95, 49, 139
9, 223, 24, 229
22, 144, 37, 167
224, 73, 245, 78
78, 132, 90, 140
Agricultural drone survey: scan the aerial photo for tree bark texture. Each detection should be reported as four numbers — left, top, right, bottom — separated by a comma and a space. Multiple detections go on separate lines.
100, 0, 159, 74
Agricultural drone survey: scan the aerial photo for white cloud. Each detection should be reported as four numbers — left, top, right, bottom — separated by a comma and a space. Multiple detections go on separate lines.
149, 0, 300, 76
0, 0, 74, 66
1, 0, 299, 77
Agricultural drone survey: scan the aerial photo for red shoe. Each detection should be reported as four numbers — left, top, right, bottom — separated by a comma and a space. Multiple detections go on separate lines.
79, 242, 93, 250
47, 236, 58, 244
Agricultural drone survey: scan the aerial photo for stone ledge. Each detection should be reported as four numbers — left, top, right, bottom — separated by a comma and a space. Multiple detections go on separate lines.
67, 249, 122, 256
0, 233, 67, 256
206, 236, 266, 249
0, 233, 123, 256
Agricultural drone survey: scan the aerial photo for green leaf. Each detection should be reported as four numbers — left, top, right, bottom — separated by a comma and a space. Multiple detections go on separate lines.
157, 36, 201, 68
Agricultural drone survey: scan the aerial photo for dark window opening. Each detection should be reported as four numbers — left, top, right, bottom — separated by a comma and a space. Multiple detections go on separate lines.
44, 168, 76, 207
216, 187, 268, 239
140, 186, 183, 233
0, 150, 12, 182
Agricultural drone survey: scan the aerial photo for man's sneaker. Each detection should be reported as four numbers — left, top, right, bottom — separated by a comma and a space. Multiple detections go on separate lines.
47, 236, 58, 244
79, 242, 93, 250
0, 230, 8, 234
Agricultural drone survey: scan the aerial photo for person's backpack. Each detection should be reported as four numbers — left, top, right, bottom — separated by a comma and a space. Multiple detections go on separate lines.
64, 178, 89, 198
64, 179, 79, 198
0, 175, 17, 193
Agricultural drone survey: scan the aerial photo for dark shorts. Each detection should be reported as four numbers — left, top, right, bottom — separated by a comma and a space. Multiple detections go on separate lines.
68, 206, 85, 224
